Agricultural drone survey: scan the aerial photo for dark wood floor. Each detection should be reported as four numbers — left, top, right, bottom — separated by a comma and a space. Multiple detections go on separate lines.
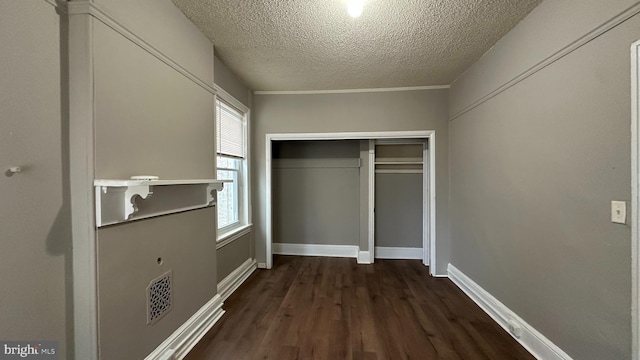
186, 256, 534, 360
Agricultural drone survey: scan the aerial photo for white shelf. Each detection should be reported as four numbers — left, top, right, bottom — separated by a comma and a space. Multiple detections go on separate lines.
94, 179, 231, 227
94, 179, 229, 187
374, 161, 423, 165
375, 169, 423, 174
374, 157, 423, 163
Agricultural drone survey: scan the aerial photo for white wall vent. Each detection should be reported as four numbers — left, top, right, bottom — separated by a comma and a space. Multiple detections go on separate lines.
147, 270, 173, 325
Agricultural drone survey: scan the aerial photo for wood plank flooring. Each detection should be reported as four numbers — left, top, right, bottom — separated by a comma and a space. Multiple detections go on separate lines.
185, 256, 535, 360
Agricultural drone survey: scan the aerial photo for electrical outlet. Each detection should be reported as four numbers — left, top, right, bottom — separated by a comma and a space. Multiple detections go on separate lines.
611, 201, 626, 224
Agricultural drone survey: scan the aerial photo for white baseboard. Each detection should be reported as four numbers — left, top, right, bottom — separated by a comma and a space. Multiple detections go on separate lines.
447, 264, 573, 360
273, 243, 358, 258
357, 251, 372, 264
217, 258, 257, 301
375, 246, 422, 259
257, 262, 267, 269
145, 294, 225, 360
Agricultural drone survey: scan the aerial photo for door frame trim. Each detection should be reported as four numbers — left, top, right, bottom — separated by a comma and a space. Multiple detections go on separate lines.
265, 130, 436, 276
631, 38, 640, 360
368, 139, 376, 262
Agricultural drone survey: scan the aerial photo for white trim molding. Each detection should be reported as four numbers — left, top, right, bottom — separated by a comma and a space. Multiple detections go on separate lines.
631, 37, 640, 360
273, 243, 359, 258
217, 258, 257, 301
448, 264, 573, 360
266, 130, 434, 141
144, 295, 225, 360
255, 85, 449, 95
357, 251, 371, 264
422, 132, 438, 277
374, 247, 423, 259
422, 139, 430, 266
450, 2, 640, 121
367, 139, 376, 263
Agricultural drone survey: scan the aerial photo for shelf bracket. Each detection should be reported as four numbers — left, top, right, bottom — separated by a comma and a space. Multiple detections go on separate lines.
206, 182, 224, 206
124, 185, 153, 220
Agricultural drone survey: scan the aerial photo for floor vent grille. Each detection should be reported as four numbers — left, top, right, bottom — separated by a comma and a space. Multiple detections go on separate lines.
147, 270, 173, 325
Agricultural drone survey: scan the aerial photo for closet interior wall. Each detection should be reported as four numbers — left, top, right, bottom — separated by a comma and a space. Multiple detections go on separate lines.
272, 140, 361, 247
374, 142, 425, 253
271, 139, 427, 259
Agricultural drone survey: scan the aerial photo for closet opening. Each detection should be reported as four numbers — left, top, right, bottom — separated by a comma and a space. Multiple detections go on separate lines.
374, 140, 426, 261
265, 131, 436, 276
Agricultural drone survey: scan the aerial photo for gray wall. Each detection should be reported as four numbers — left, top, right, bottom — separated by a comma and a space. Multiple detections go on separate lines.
89, 1, 219, 358
97, 209, 217, 359
271, 140, 424, 250
273, 140, 360, 159
449, 1, 637, 359
450, 0, 640, 118
217, 232, 253, 281
93, 20, 215, 179
215, 56, 251, 107
0, 1, 69, 358
272, 141, 361, 246
253, 89, 450, 274
375, 173, 423, 248
92, 0, 214, 86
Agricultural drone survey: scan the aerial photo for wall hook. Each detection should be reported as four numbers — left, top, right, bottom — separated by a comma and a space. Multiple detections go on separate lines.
5, 166, 22, 177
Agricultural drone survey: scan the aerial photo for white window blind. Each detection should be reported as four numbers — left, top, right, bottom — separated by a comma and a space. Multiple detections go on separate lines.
216, 100, 245, 159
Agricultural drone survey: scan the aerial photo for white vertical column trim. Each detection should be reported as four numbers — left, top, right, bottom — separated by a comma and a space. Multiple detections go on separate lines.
265, 135, 273, 269
631, 38, 640, 360
422, 141, 429, 266
68, 12, 98, 360
212, 93, 220, 246
245, 109, 252, 226
368, 139, 376, 262
429, 133, 437, 276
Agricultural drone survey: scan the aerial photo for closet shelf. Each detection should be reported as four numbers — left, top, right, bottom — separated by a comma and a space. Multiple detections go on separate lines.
94, 179, 231, 227
374, 161, 423, 165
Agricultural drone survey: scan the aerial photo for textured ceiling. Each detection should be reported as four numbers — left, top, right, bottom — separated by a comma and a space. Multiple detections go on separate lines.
172, 0, 541, 91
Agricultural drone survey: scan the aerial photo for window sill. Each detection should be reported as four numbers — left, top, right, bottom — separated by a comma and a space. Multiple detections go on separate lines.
217, 224, 252, 249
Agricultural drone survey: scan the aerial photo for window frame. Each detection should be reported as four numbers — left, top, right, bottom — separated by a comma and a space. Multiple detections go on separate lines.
216, 156, 241, 232
214, 86, 251, 241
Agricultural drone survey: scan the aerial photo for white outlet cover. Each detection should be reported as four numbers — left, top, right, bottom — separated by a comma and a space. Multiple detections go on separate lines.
611, 201, 626, 224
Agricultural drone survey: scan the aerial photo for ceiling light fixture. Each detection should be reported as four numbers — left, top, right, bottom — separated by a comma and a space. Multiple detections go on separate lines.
347, 0, 365, 18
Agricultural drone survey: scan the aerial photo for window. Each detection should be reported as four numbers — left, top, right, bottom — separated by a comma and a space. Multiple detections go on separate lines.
215, 93, 249, 236
216, 156, 240, 229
